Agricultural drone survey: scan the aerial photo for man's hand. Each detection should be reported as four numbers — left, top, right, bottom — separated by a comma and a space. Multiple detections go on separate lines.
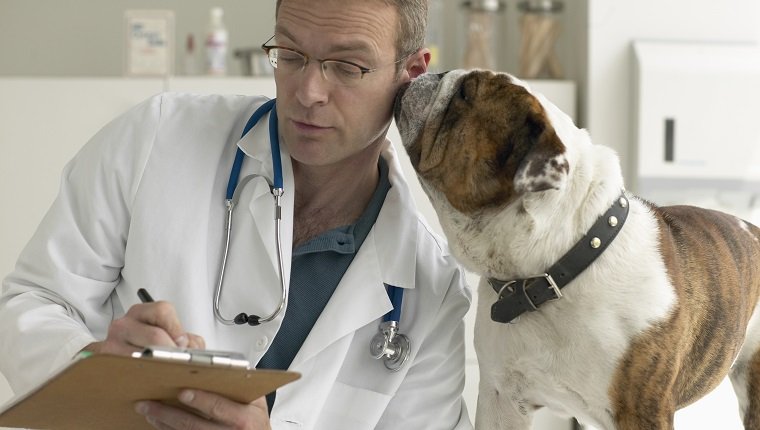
81, 300, 271, 429
134, 391, 271, 430
82, 300, 205, 356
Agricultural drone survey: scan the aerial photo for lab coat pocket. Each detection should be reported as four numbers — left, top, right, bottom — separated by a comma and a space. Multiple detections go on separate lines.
315, 381, 392, 430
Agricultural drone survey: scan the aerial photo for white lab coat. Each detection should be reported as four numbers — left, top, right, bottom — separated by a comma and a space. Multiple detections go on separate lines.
0, 93, 473, 429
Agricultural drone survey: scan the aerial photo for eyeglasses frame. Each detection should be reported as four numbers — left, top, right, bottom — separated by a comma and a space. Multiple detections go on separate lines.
260, 35, 412, 84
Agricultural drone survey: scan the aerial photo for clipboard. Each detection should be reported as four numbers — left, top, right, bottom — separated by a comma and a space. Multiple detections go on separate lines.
0, 348, 300, 430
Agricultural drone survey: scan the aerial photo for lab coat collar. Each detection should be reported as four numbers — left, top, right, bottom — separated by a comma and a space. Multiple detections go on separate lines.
373, 142, 420, 291
237, 99, 277, 181
236, 100, 295, 291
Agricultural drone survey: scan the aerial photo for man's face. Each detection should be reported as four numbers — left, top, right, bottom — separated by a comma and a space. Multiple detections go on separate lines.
273, 0, 411, 169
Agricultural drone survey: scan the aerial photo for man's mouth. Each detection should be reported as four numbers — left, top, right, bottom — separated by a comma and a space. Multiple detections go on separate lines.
292, 119, 331, 133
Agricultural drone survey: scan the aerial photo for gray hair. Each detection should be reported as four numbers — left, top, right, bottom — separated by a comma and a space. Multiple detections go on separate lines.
275, 0, 428, 61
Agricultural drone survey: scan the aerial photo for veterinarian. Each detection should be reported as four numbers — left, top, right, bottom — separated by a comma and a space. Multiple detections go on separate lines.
0, 0, 473, 428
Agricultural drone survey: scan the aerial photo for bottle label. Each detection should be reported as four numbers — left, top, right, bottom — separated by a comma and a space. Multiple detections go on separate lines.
206, 33, 227, 75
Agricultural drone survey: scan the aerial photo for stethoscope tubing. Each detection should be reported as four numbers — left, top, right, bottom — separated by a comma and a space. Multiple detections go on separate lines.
385, 283, 403, 323
214, 99, 287, 326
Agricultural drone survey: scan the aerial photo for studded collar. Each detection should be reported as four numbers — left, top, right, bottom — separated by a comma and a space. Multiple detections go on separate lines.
488, 192, 630, 324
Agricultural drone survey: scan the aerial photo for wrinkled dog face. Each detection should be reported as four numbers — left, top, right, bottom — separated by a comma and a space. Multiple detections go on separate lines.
394, 70, 569, 216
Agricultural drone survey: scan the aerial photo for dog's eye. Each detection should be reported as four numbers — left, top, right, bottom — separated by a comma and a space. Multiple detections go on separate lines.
458, 83, 470, 103
458, 79, 479, 104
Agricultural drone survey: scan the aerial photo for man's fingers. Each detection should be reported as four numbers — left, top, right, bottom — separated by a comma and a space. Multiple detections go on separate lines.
177, 390, 271, 428
108, 310, 177, 348
97, 301, 207, 361
135, 400, 227, 430
135, 391, 269, 429
186, 333, 206, 350
178, 390, 238, 426
126, 301, 186, 341
251, 396, 269, 414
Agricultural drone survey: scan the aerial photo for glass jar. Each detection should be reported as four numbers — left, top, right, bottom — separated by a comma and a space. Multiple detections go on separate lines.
426, 0, 445, 72
460, 0, 506, 70
517, 0, 564, 79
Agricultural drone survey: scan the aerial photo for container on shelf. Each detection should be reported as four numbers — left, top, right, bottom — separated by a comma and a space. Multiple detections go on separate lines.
459, 0, 506, 70
205, 7, 229, 76
517, 0, 564, 79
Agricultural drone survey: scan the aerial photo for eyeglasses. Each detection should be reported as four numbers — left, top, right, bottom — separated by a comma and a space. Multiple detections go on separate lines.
261, 35, 409, 87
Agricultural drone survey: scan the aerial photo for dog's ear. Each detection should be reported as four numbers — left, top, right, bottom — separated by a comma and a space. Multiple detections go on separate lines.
511, 100, 569, 194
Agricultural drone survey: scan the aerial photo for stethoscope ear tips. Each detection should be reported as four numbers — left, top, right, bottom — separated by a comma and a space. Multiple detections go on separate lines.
233, 313, 262, 326
234, 313, 249, 325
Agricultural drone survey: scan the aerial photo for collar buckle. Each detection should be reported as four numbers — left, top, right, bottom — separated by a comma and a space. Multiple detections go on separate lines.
489, 273, 562, 324
488, 191, 629, 324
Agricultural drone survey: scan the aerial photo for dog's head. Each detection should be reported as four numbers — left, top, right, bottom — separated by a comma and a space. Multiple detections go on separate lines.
394, 70, 570, 216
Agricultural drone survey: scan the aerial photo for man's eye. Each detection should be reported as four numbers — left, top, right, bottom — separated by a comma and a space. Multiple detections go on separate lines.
277, 52, 302, 62
332, 62, 362, 77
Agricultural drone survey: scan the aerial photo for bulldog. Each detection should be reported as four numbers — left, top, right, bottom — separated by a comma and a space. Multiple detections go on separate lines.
393, 70, 760, 430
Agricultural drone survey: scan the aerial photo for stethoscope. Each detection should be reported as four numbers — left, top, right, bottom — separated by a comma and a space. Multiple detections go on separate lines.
370, 285, 412, 371
213, 98, 411, 370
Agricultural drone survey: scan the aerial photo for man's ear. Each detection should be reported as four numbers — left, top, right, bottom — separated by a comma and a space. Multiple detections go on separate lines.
512, 110, 569, 194
405, 48, 430, 80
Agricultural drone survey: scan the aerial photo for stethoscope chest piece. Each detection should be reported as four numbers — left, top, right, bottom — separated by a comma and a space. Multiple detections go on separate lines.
369, 320, 411, 372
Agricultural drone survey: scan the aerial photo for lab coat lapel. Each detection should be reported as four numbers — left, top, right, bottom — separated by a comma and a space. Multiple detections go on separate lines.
371, 145, 420, 291
237, 106, 295, 281
289, 144, 419, 369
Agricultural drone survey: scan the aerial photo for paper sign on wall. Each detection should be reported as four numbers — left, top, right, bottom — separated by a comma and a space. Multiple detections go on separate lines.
125, 10, 174, 76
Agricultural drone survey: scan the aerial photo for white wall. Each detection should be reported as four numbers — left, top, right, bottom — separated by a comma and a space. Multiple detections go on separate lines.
585, 0, 760, 187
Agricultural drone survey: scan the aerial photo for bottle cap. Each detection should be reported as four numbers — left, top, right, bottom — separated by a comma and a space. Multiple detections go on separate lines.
518, 0, 563, 13
210, 7, 224, 21
462, 0, 505, 12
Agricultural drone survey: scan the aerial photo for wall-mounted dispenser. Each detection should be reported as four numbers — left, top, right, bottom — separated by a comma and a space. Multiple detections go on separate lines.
632, 41, 760, 222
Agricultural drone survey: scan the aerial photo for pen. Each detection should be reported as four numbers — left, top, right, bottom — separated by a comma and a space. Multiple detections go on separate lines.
137, 288, 155, 303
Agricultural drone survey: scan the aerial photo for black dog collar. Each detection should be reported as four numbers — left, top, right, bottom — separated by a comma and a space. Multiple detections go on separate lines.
489, 192, 630, 324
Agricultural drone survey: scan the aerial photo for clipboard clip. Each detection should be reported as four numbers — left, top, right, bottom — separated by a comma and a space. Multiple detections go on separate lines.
132, 346, 250, 369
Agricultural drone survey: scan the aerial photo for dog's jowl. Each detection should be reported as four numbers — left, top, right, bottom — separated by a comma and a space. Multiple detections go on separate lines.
394, 70, 760, 430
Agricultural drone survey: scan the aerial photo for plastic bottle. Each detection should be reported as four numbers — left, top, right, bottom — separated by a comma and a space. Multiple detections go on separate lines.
205, 7, 229, 76
184, 34, 197, 76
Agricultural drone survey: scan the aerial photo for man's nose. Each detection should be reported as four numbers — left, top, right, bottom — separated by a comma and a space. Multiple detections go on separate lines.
295, 61, 330, 107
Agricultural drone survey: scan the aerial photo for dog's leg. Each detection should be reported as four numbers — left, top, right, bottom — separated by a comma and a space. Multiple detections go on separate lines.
474, 379, 533, 430
613, 396, 676, 430
610, 350, 679, 430
742, 350, 760, 430
730, 346, 760, 430
728, 280, 760, 429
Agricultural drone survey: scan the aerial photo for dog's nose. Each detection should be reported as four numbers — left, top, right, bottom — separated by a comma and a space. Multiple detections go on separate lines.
393, 82, 411, 122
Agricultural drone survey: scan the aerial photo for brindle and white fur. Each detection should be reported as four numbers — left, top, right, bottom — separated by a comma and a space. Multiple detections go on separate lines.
394, 70, 760, 429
